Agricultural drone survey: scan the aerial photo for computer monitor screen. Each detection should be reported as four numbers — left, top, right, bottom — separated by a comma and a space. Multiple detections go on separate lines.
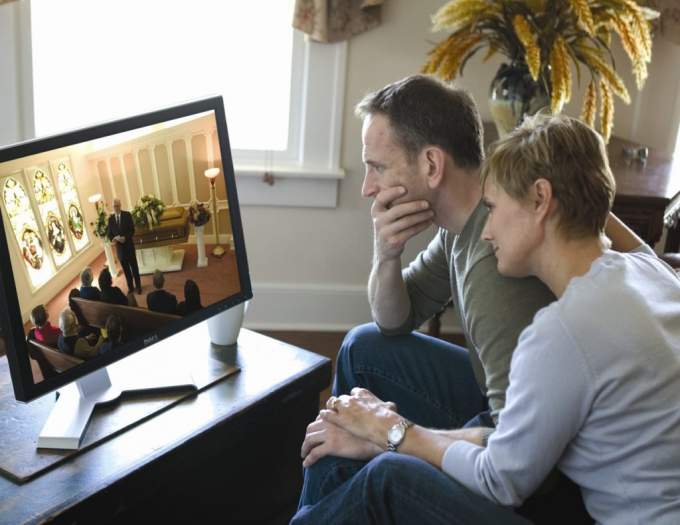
0, 96, 251, 403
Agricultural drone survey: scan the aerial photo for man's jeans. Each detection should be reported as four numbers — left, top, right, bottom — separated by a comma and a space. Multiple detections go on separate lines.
293, 323, 530, 524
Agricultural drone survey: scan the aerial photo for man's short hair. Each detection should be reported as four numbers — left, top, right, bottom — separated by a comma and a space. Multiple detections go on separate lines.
30, 305, 48, 328
81, 267, 93, 287
481, 113, 615, 238
355, 74, 484, 169
153, 270, 165, 289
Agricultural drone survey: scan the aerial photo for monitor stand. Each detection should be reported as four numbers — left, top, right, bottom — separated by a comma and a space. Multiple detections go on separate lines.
38, 364, 196, 450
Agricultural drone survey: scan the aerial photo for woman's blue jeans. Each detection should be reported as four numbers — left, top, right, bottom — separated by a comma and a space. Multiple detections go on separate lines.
292, 324, 528, 524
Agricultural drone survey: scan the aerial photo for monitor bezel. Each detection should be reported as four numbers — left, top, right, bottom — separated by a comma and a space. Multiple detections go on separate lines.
0, 96, 252, 402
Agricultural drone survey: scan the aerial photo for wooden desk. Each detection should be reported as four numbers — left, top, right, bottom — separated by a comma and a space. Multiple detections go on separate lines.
484, 123, 680, 249
0, 328, 331, 524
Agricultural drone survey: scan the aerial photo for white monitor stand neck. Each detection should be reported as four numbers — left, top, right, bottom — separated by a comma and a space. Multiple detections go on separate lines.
38, 364, 196, 450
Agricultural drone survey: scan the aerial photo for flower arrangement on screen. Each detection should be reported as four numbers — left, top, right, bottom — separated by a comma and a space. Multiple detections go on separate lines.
423, 0, 657, 141
188, 201, 211, 227
89, 201, 108, 238
132, 195, 165, 227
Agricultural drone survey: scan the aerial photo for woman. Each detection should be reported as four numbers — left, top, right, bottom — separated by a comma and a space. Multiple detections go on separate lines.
98, 314, 124, 355
30, 304, 61, 346
57, 308, 104, 360
295, 115, 680, 525
177, 279, 203, 317
98, 267, 128, 306
68, 288, 99, 338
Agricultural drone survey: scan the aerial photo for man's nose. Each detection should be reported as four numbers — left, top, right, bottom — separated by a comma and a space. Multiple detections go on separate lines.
361, 172, 377, 198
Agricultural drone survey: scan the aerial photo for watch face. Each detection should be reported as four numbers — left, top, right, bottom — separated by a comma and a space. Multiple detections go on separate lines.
388, 425, 404, 444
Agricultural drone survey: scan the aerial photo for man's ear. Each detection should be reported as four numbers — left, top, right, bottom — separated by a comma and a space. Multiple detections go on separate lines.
532, 178, 553, 222
421, 146, 446, 189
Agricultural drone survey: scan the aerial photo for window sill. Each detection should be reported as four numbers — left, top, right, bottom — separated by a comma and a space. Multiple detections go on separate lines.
234, 164, 345, 208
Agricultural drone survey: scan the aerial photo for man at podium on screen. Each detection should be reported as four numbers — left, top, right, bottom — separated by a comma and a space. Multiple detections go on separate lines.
107, 197, 142, 295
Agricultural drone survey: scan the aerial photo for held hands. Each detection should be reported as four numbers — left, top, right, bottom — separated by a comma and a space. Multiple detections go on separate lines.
372, 187, 434, 263
301, 388, 401, 467
300, 416, 383, 468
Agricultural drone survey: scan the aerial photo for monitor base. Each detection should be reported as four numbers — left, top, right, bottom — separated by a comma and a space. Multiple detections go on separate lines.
38, 365, 196, 450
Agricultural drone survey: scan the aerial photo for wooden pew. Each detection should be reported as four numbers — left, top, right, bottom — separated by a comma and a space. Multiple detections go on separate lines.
71, 297, 180, 340
27, 338, 83, 377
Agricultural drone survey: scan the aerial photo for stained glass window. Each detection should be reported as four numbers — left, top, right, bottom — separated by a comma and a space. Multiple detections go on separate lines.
54, 159, 89, 251
1, 176, 55, 288
30, 166, 73, 267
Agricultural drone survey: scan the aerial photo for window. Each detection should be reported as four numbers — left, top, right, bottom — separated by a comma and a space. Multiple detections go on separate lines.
28, 0, 346, 206
31, 0, 294, 152
1, 160, 90, 290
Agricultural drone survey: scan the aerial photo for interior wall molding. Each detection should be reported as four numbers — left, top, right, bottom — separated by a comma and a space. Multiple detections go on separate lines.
244, 282, 463, 334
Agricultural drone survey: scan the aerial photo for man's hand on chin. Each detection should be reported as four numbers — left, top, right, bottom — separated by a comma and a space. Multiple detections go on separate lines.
372, 186, 434, 263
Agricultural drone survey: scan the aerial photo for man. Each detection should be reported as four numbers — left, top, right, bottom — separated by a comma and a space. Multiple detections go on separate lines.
294, 76, 640, 521
147, 270, 178, 315
107, 197, 142, 295
293, 114, 680, 524
296, 75, 555, 516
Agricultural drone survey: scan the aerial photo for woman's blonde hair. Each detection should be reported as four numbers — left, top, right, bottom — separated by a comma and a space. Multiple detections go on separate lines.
58, 308, 79, 337
481, 113, 615, 238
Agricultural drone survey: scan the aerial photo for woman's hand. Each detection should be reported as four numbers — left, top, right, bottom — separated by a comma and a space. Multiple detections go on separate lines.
320, 388, 400, 447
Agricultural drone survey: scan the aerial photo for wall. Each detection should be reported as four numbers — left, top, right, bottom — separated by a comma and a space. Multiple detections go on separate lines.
2, 0, 680, 331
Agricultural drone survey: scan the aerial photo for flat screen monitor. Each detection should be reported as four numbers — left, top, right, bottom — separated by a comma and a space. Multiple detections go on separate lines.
0, 96, 252, 413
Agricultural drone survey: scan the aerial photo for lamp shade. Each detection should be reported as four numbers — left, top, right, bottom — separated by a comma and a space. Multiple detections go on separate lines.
88, 193, 102, 203
204, 168, 220, 180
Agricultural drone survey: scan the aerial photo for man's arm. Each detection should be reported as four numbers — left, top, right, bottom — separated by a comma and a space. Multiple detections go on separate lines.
106, 216, 115, 242
605, 211, 646, 252
122, 211, 135, 240
367, 187, 434, 329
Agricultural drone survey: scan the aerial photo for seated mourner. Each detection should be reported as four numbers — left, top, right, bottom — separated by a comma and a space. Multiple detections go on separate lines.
98, 267, 128, 306
147, 270, 178, 315
79, 267, 101, 301
30, 304, 62, 346
177, 279, 203, 317
292, 115, 680, 524
99, 314, 124, 356
58, 308, 104, 360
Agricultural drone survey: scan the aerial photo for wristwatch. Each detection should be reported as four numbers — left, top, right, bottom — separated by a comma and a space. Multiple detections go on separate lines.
386, 418, 413, 452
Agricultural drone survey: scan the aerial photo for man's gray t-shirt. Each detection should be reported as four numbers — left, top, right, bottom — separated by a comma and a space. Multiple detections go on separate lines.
381, 201, 555, 419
